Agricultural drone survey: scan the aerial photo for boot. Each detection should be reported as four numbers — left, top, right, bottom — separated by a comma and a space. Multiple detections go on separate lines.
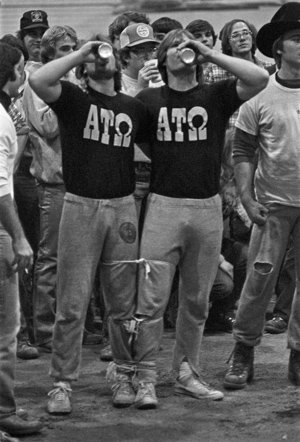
224, 342, 254, 390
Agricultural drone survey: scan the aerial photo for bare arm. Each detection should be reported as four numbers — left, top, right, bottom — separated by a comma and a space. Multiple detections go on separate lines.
29, 41, 103, 103
178, 39, 269, 101
0, 194, 33, 273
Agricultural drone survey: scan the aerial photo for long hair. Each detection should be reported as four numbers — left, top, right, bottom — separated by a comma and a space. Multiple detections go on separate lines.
40, 25, 78, 64
220, 19, 257, 56
75, 34, 122, 93
157, 29, 203, 85
0, 42, 22, 90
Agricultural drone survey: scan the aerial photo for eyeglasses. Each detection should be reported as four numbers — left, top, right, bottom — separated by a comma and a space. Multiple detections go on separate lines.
130, 47, 157, 58
229, 30, 252, 41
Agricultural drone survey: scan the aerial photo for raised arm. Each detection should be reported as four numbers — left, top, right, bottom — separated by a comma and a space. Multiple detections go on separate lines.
178, 39, 269, 101
29, 41, 102, 103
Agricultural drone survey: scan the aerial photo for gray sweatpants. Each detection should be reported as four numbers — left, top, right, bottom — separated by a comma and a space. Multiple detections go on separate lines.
135, 193, 223, 380
50, 192, 139, 382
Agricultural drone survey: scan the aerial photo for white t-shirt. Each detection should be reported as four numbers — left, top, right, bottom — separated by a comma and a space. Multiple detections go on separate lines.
236, 74, 300, 206
0, 103, 17, 199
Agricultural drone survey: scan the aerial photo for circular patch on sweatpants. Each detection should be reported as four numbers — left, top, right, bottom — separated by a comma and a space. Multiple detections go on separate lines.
119, 222, 137, 243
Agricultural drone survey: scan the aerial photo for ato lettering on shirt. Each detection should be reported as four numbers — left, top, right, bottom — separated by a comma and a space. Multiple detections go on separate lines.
83, 105, 133, 147
157, 106, 208, 142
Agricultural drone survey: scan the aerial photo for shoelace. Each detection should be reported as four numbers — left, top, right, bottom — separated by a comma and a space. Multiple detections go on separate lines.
137, 382, 153, 397
111, 379, 132, 394
227, 345, 252, 374
48, 384, 72, 401
181, 375, 212, 390
19, 340, 34, 348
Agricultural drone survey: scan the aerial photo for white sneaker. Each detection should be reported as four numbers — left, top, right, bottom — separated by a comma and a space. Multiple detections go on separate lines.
47, 381, 72, 414
134, 382, 158, 409
112, 374, 136, 408
175, 362, 224, 401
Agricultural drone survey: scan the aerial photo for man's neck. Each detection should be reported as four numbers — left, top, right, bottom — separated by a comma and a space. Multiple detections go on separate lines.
88, 77, 117, 96
167, 71, 198, 91
278, 63, 300, 81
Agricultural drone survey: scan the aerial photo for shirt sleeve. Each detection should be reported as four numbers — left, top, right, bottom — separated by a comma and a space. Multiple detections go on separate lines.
23, 84, 59, 139
0, 117, 15, 197
232, 127, 258, 165
9, 102, 29, 135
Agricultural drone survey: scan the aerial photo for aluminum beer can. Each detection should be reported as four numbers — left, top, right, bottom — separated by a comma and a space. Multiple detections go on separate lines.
180, 48, 196, 64
98, 43, 113, 59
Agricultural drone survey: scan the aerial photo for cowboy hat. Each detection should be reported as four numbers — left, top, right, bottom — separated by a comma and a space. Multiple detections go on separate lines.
257, 2, 300, 58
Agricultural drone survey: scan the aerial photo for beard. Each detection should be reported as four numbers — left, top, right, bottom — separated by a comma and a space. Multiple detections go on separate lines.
88, 63, 116, 81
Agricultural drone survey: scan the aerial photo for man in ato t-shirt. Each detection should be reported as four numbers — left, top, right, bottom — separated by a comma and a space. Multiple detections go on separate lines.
29, 36, 149, 414
132, 28, 268, 408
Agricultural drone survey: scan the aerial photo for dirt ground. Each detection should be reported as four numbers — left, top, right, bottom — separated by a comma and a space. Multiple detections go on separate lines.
14, 314, 300, 442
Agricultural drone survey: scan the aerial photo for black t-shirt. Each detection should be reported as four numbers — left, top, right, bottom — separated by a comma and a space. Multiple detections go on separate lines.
136, 81, 243, 199
48, 81, 148, 199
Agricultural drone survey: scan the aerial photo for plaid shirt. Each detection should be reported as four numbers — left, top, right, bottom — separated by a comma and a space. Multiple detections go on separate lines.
8, 101, 29, 135
204, 56, 273, 128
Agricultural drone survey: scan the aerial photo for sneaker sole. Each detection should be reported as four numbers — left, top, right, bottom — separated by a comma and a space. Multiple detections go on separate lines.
0, 424, 44, 436
112, 397, 135, 408
47, 406, 72, 415
265, 326, 286, 334
174, 385, 224, 401
17, 352, 39, 360
134, 399, 158, 410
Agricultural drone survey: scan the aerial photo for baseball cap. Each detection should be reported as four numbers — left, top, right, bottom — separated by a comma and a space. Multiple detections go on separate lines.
120, 23, 158, 48
20, 10, 49, 31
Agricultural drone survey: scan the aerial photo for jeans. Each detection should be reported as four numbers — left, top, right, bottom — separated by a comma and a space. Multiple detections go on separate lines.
233, 203, 300, 350
50, 193, 139, 382
136, 193, 223, 377
0, 233, 20, 418
273, 241, 296, 323
14, 160, 40, 343
33, 183, 65, 346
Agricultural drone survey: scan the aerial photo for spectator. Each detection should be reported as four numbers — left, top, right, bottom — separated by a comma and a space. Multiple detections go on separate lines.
0, 41, 43, 440
152, 16, 183, 41
0, 33, 39, 360
16, 10, 49, 70
12, 10, 50, 359
108, 11, 150, 50
224, 2, 300, 390
204, 18, 272, 129
22, 25, 81, 354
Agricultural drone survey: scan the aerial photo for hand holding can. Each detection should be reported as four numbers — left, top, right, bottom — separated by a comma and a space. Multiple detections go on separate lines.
180, 48, 196, 65
97, 43, 113, 59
